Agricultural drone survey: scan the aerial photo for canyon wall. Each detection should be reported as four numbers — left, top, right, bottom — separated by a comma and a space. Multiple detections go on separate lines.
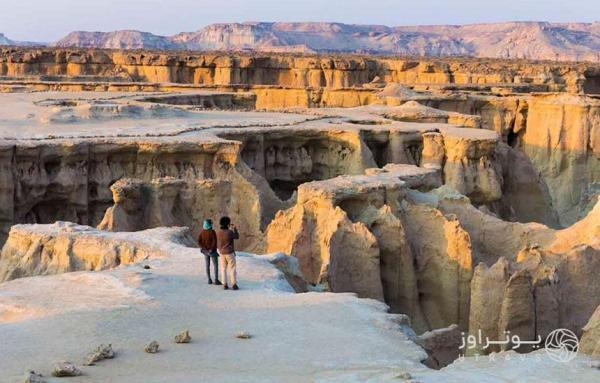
2, 48, 599, 93
0, 137, 252, 246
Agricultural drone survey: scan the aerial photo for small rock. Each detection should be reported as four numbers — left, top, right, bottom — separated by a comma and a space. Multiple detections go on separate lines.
395, 371, 412, 380
235, 331, 252, 339
84, 344, 115, 366
143, 265, 151, 269
174, 330, 191, 344
144, 340, 159, 353
51, 362, 82, 377
23, 371, 45, 383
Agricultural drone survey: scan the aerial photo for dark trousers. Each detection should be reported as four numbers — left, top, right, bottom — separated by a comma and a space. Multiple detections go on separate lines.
205, 255, 219, 281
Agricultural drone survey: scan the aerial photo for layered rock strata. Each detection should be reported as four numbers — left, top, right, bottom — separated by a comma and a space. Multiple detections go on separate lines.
2, 48, 599, 93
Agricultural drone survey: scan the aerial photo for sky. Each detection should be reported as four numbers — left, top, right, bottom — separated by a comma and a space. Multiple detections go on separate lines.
2, 0, 599, 41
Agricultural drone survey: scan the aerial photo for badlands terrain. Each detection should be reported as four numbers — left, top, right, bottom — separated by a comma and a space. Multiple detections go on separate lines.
0, 48, 599, 382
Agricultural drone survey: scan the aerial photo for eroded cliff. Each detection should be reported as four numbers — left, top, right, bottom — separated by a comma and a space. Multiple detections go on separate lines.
2, 48, 600, 93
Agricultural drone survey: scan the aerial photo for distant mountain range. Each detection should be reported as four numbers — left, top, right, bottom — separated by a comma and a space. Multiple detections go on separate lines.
2, 21, 600, 61
0, 32, 40, 47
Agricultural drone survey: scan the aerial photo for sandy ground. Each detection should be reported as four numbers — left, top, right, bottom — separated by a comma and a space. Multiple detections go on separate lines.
1, 228, 598, 382
0, 229, 428, 383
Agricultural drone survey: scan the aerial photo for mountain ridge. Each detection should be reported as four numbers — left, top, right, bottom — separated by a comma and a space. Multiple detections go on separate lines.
2, 21, 599, 61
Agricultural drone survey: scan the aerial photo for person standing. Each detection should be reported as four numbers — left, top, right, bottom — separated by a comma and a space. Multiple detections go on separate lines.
217, 216, 240, 290
198, 219, 221, 285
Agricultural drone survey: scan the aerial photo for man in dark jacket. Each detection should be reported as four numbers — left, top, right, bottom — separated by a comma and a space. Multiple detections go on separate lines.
198, 219, 221, 285
216, 216, 240, 290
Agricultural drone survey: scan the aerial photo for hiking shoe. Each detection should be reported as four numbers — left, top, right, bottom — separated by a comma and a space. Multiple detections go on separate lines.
208, 279, 213, 285
223, 284, 229, 290
232, 284, 239, 290
214, 279, 222, 285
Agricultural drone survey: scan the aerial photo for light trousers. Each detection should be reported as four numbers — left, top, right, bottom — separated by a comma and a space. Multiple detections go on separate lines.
219, 252, 237, 286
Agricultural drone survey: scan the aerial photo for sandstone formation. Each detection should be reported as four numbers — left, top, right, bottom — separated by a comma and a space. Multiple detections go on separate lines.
266, 169, 599, 345
266, 252, 309, 293
0, 47, 598, 374
581, 305, 600, 357
2, 48, 599, 93
0, 223, 193, 282
418, 324, 462, 369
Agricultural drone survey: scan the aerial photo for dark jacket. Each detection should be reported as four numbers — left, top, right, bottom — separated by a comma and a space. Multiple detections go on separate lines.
198, 229, 218, 256
217, 228, 239, 255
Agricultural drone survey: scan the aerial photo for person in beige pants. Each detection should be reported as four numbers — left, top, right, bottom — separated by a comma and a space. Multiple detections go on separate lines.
216, 216, 240, 290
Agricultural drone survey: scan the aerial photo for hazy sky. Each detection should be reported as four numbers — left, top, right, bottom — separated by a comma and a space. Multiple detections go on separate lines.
3, 0, 599, 41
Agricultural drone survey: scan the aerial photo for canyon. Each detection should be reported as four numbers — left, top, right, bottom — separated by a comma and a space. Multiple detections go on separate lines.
0, 48, 599, 381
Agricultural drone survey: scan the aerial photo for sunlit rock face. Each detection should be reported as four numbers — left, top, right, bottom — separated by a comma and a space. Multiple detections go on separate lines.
2, 47, 599, 93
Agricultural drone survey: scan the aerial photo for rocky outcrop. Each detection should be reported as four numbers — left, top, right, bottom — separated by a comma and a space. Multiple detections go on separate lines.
400, 200, 473, 333
581, 305, 600, 357
266, 165, 462, 332
437, 127, 503, 206
266, 178, 387, 300
418, 324, 462, 369
266, 161, 599, 346
0, 223, 194, 282
518, 94, 600, 226
98, 176, 266, 243
464, 197, 600, 352
380, 100, 481, 129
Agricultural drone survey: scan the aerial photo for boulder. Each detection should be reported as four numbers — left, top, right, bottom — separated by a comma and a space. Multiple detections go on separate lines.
175, 330, 191, 344
84, 344, 115, 366
144, 341, 159, 353
51, 362, 81, 377
418, 324, 462, 369
23, 371, 45, 383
